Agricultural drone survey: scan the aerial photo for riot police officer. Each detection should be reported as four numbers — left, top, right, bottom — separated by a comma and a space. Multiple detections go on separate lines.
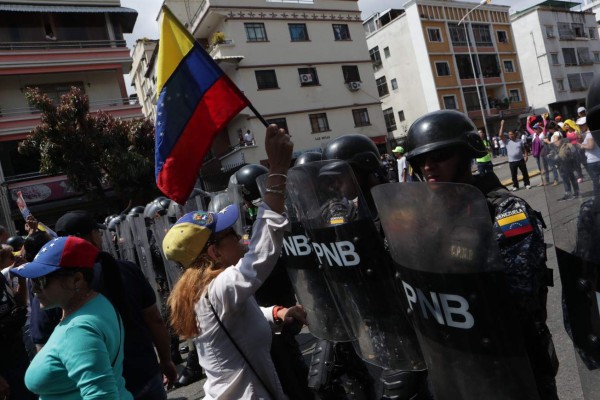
405, 110, 558, 400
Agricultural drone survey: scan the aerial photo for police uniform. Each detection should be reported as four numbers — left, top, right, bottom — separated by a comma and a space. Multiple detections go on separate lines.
473, 172, 559, 400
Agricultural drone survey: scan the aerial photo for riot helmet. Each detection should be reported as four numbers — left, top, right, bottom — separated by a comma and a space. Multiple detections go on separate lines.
322, 134, 381, 172
235, 164, 269, 203
294, 151, 322, 166
128, 206, 146, 217
107, 215, 125, 231
6, 236, 25, 252
208, 192, 233, 213
586, 75, 600, 140
144, 197, 171, 219
405, 110, 487, 164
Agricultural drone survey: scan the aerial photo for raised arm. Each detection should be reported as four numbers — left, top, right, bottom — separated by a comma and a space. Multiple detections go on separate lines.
498, 120, 505, 140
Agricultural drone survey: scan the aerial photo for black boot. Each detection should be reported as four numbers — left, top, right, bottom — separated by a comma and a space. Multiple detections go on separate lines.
176, 344, 204, 387
171, 335, 183, 365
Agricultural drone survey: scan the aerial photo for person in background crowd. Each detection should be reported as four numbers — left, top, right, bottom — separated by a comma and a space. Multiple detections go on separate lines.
476, 130, 494, 175
492, 136, 500, 157
166, 124, 306, 400
0, 226, 9, 245
578, 106, 586, 119
578, 116, 600, 196
393, 146, 409, 182
499, 132, 507, 156
499, 119, 531, 191
529, 122, 550, 186
542, 122, 560, 187
564, 119, 586, 183
548, 132, 579, 201
243, 129, 255, 146
12, 236, 133, 400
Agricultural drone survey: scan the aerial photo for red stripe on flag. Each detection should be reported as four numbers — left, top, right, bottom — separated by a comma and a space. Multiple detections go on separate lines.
157, 77, 248, 204
503, 224, 533, 238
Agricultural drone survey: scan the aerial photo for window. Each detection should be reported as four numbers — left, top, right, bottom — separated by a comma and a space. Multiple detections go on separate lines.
435, 62, 450, 76
376, 76, 389, 97
448, 23, 468, 46
245, 23, 268, 42
550, 53, 560, 65
384, 47, 391, 58
568, 73, 584, 91
558, 22, 573, 39
332, 24, 351, 40
266, 118, 289, 134
369, 46, 382, 65
572, 23, 585, 38
496, 30, 508, 43
391, 78, 398, 90
0, 140, 40, 178
455, 54, 477, 79
427, 28, 442, 42
298, 67, 319, 86
562, 48, 577, 66
398, 110, 406, 122
509, 89, 521, 102
463, 87, 484, 111
309, 113, 330, 133
352, 108, 371, 127
471, 24, 492, 46
255, 70, 278, 89
342, 65, 361, 83
503, 60, 514, 73
383, 108, 397, 132
556, 79, 565, 91
289, 24, 309, 41
577, 47, 592, 65
594, 52, 600, 62
443, 95, 458, 110
582, 72, 595, 88
589, 28, 597, 39
545, 25, 555, 38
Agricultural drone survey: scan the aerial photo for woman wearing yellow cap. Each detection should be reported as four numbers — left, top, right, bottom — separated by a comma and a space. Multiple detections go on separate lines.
165, 125, 306, 400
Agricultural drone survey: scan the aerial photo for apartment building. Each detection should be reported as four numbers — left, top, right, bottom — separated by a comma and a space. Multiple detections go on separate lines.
0, 0, 142, 233
512, 1, 600, 117
581, 0, 600, 23
131, 38, 158, 119
160, 0, 388, 190
364, 0, 529, 139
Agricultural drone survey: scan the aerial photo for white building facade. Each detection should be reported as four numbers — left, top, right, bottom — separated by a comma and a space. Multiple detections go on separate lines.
163, 0, 387, 186
131, 38, 158, 120
512, 1, 600, 117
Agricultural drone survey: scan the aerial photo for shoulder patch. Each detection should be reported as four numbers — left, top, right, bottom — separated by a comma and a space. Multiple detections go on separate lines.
495, 208, 533, 238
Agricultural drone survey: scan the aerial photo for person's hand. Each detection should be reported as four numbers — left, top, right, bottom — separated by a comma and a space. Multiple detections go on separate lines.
280, 305, 307, 325
25, 215, 39, 235
265, 124, 293, 173
0, 375, 9, 400
11, 255, 26, 269
160, 360, 178, 389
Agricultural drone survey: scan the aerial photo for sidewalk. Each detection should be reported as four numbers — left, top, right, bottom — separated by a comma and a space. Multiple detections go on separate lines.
477, 155, 542, 187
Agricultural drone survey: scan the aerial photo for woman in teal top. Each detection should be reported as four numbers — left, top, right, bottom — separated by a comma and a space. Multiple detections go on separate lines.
12, 236, 132, 400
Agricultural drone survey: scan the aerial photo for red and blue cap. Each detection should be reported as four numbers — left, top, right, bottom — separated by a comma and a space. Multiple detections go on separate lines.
163, 204, 239, 268
11, 236, 98, 279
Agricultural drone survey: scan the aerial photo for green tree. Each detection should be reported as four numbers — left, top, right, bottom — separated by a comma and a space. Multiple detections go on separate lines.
18, 86, 157, 203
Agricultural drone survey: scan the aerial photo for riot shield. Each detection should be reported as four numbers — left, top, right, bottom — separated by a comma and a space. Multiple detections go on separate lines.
287, 161, 425, 371
114, 218, 136, 263
149, 214, 182, 291
127, 214, 164, 311
257, 173, 351, 342
373, 183, 539, 400
100, 228, 118, 258
544, 172, 600, 398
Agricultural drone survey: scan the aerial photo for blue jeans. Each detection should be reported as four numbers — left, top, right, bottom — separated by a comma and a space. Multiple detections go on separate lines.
587, 161, 600, 195
131, 373, 167, 400
536, 155, 558, 184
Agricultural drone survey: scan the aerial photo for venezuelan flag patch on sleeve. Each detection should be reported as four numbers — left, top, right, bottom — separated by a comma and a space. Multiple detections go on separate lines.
495, 208, 533, 238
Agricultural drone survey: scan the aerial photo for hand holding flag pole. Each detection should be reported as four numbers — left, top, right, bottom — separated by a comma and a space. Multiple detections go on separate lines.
155, 6, 271, 204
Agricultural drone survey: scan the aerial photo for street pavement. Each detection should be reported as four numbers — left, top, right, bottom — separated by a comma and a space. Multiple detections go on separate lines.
167, 155, 587, 400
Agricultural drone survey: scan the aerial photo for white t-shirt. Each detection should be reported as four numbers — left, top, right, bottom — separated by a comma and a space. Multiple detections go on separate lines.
583, 131, 600, 164
243, 131, 254, 143
397, 157, 408, 182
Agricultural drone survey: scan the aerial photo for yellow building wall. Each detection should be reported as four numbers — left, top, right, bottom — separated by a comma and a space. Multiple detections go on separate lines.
429, 54, 458, 87
422, 21, 451, 53
437, 88, 464, 112
505, 83, 527, 107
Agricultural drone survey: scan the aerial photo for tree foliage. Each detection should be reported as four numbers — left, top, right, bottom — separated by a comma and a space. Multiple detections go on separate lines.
18, 86, 157, 202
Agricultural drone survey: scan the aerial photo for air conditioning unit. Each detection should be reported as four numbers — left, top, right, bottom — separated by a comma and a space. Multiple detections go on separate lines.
299, 74, 313, 84
348, 81, 362, 91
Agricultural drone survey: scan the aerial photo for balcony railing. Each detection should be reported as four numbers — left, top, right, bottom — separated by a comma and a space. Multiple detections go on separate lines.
0, 39, 127, 51
0, 97, 139, 118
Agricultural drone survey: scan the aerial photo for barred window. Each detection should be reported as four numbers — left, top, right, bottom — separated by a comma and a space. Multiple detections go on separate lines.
562, 48, 577, 66
309, 113, 330, 133
255, 70, 278, 89
376, 76, 389, 97
352, 108, 371, 127
245, 23, 268, 42
342, 65, 361, 83
383, 108, 397, 132
333, 24, 351, 40
289, 24, 309, 41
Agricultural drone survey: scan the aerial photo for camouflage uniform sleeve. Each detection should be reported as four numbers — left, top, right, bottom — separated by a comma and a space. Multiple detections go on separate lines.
492, 196, 546, 300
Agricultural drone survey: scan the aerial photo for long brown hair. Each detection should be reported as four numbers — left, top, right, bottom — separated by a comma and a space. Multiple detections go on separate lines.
167, 253, 224, 338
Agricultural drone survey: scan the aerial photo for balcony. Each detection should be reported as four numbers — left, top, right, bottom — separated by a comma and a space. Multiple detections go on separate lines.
0, 97, 143, 136
467, 106, 531, 120
0, 39, 133, 75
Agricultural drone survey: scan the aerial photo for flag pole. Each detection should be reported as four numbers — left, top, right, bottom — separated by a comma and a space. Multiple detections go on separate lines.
246, 103, 269, 128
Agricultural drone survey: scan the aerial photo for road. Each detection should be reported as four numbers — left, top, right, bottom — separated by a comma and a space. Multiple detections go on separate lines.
167, 156, 588, 400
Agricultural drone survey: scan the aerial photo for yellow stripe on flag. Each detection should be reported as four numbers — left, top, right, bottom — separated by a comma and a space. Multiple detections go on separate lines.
497, 212, 527, 227
156, 7, 195, 96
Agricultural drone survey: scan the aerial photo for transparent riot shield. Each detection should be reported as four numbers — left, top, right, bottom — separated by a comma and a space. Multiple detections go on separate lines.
544, 170, 600, 398
287, 161, 425, 371
127, 214, 164, 311
373, 183, 540, 400
101, 228, 118, 258
149, 214, 182, 291
227, 175, 247, 237
257, 173, 351, 342
115, 218, 136, 263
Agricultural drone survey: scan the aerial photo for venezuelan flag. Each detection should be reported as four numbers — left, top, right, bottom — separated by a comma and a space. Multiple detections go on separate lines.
155, 7, 249, 204
497, 211, 533, 238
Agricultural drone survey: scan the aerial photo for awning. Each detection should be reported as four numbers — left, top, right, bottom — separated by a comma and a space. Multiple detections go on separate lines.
0, 5, 138, 33
370, 135, 388, 144
214, 55, 244, 64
